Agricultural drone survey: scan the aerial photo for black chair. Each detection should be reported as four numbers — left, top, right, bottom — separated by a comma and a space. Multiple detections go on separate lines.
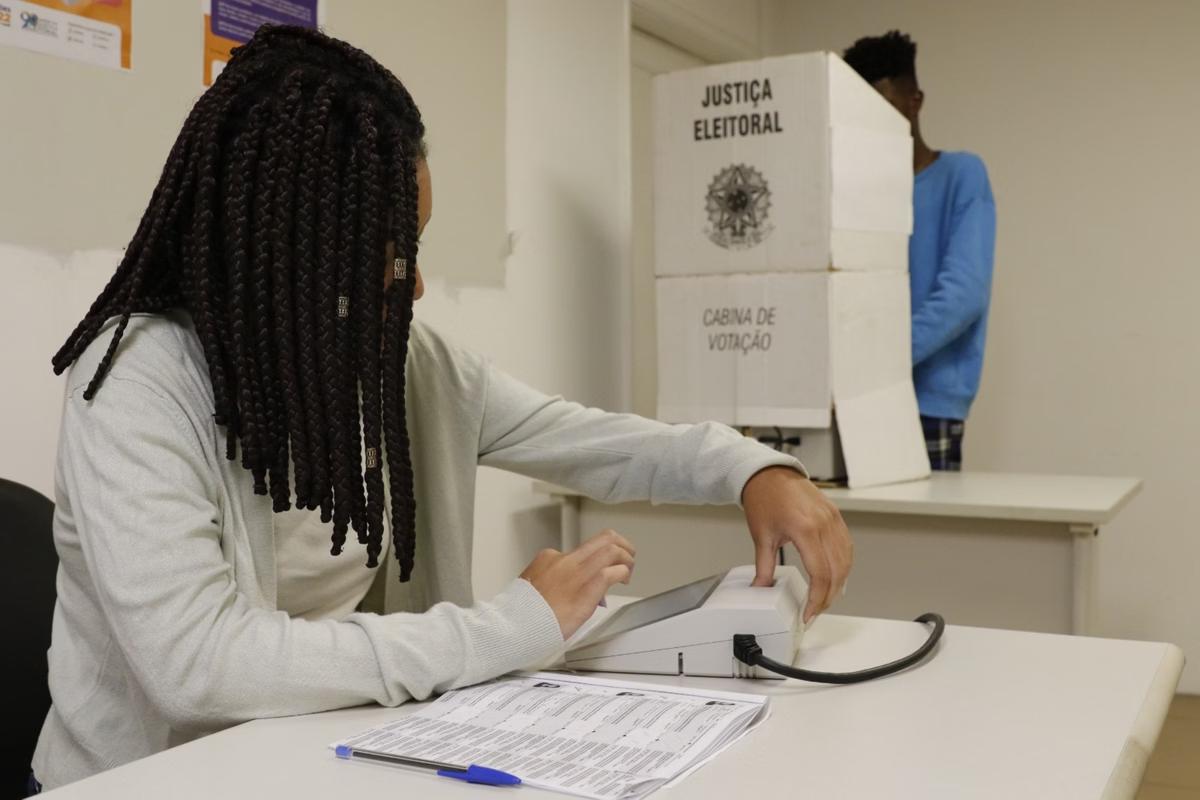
0, 479, 57, 798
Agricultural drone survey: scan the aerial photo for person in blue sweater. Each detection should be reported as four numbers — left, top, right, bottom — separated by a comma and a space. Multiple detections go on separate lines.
844, 31, 996, 470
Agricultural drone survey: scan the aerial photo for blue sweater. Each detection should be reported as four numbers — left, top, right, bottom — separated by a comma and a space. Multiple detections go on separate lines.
909, 151, 996, 420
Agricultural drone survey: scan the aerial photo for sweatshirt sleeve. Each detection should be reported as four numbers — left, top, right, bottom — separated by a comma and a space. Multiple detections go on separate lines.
911, 157, 997, 366
59, 375, 563, 734
477, 362, 805, 507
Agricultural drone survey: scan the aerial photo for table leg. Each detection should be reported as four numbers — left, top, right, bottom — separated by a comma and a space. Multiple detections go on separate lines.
1071, 523, 1099, 635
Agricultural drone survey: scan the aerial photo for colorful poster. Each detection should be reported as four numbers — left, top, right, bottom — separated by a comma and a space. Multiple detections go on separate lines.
202, 0, 321, 86
0, 0, 131, 70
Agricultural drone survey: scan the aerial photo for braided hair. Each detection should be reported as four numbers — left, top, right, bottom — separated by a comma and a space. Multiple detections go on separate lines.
52, 25, 425, 580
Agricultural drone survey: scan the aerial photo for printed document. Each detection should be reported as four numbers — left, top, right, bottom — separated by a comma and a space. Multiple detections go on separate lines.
332, 671, 770, 799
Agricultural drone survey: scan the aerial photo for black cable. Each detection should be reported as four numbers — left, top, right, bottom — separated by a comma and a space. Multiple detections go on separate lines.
733, 612, 945, 684
755, 427, 802, 451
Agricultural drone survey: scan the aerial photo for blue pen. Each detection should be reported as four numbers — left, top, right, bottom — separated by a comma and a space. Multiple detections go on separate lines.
334, 744, 521, 786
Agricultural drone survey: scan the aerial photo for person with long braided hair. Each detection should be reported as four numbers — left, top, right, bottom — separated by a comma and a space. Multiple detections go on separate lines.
31, 25, 853, 792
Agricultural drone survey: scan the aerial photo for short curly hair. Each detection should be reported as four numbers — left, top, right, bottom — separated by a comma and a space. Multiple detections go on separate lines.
843, 30, 918, 87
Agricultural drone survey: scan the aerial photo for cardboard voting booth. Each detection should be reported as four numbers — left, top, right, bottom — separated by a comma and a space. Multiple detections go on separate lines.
653, 52, 930, 488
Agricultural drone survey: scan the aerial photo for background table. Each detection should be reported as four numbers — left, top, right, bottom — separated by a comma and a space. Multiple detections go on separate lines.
41, 611, 1181, 800
538, 472, 1142, 635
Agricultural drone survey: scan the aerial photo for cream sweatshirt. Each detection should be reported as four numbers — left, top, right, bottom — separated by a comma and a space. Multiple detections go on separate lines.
32, 312, 802, 789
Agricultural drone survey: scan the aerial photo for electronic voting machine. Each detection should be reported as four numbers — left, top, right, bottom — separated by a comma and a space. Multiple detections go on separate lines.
565, 565, 806, 680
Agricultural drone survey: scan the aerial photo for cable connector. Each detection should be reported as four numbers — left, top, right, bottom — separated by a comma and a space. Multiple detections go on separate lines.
732, 633, 763, 666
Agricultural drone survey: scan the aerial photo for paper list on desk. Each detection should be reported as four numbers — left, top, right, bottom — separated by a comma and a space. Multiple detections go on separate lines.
334, 672, 770, 800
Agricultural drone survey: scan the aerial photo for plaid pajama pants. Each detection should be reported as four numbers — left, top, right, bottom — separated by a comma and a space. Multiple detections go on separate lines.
921, 416, 965, 472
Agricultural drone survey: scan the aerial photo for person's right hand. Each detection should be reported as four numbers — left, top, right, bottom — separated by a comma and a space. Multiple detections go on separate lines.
520, 529, 636, 640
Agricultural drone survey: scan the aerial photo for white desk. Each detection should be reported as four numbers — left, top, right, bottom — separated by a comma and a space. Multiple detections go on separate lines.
41, 614, 1182, 800
538, 473, 1142, 635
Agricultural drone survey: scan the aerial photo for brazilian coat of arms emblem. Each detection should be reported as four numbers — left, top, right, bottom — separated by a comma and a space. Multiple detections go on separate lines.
704, 163, 773, 250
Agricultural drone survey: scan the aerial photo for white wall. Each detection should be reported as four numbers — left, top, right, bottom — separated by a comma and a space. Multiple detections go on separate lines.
764, 0, 1200, 691
426, 0, 633, 598
0, 247, 115, 499
628, 1, 769, 419
631, 0, 765, 62
0, 0, 509, 497
0, 1, 507, 283
630, 31, 704, 418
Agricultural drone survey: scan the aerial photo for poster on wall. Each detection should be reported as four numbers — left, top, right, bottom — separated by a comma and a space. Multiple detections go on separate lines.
0, 0, 132, 70
202, 0, 323, 86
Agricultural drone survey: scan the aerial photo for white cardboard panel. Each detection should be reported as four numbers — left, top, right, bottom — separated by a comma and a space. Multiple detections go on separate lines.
655, 273, 832, 425
826, 53, 911, 135
654, 52, 911, 277
831, 124, 914, 235
656, 270, 927, 487
654, 54, 831, 276
828, 271, 929, 487
829, 228, 909, 272
829, 271, 912, 400
836, 381, 931, 488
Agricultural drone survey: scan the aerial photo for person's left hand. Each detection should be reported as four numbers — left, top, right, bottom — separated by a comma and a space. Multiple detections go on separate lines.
740, 466, 853, 623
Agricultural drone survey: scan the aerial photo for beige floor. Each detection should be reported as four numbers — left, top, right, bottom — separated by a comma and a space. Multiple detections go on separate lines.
1139, 695, 1200, 799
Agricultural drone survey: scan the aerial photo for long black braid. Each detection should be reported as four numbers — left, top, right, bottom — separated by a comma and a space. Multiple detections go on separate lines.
384, 128, 421, 581
52, 25, 427, 579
